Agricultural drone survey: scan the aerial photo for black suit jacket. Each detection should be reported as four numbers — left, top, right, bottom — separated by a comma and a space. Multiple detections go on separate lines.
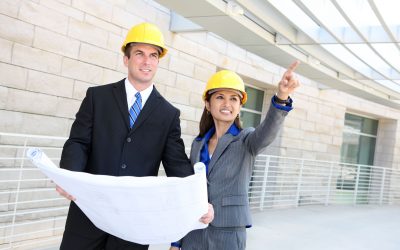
60, 79, 193, 177
59, 79, 193, 248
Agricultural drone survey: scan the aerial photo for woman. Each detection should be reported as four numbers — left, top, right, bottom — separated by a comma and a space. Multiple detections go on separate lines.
171, 61, 300, 250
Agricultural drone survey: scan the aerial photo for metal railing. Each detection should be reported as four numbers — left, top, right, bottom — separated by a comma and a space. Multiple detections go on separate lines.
1, 132, 399, 249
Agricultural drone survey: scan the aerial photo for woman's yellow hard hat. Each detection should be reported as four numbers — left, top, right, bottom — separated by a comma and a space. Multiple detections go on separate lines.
203, 70, 247, 104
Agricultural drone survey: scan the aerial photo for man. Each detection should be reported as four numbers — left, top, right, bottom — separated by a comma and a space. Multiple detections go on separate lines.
56, 22, 213, 250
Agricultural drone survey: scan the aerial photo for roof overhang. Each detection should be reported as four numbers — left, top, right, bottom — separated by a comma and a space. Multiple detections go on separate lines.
155, 0, 400, 109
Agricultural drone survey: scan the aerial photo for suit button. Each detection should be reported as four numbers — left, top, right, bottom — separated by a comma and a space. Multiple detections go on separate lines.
126, 137, 132, 143
121, 164, 127, 169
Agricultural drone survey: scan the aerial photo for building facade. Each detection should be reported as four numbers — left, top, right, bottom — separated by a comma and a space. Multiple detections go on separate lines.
0, 0, 399, 170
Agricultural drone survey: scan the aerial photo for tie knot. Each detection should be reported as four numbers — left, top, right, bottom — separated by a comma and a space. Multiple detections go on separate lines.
135, 92, 141, 100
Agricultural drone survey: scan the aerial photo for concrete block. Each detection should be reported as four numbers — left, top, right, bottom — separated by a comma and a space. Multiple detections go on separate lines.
102, 68, 125, 85
72, 0, 113, 21
181, 120, 198, 136
172, 103, 196, 122
194, 65, 215, 83
56, 97, 82, 118
26, 70, 74, 98
206, 33, 227, 54
283, 127, 304, 140
12, 44, 62, 74
196, 45, 220, 65
171, 34, 198, 56
0, 0, 20, 18
125, 0, 157, 22
33, 27, 80, 59
41, 0, 84, 20
315, 123, 332, 135
181, 32, 207, 46
194, 107, 204, 121
0, 62, 28, 89
112, 7, 144, 29
0, 14, 34, 46
0, 37, 12, 63
300, 120, 315, 132
154, 83, 166, 96
169, 56, 194, 78
61, 57, 103, 84
312, 142, 328, 153
79, 43, 118, 69
19, 1, 68, 35
180, 52, 215, 70
0, 86, 7, 109
68, 19, 108, 48
107, 32, 124, 53
6, 89, 58, 116
165, 86, 190, 105
218, 55, 239, 71
153, 67, 176, 87
116, 54, 129, 74
304, 131, 320, 143
0, 110, 71, 136
226, 42, 246, 62
283, 116, 301, 129
175, 74, 204, 95
85, 14, 122, 35
190, 93, 205, 109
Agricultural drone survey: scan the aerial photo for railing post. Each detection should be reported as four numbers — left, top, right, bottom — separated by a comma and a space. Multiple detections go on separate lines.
259, 156, 271, 211
379, 168, 386, 205
353, 165, 361, 206
325, 162, 334, 206
9, 137, 28, 248
295, 159, 304, 207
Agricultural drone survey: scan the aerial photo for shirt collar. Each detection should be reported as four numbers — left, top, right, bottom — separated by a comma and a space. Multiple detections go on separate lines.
124, 78, 153, 109
196, 123, 241, 141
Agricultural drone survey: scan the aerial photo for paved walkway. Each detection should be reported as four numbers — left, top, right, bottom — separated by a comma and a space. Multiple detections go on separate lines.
150, 205, 400, 250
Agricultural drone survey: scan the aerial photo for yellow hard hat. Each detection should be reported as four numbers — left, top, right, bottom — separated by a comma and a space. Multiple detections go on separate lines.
121, 22, 168, 58
203, 70, 247, 104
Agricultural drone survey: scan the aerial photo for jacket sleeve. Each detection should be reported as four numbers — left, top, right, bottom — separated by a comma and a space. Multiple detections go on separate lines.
244, 102, 288, 156
162, 109, 194, 177
60, 87, 94, 172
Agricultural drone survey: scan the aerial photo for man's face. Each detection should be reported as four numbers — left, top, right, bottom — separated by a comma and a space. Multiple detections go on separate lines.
123, 43, 160, 88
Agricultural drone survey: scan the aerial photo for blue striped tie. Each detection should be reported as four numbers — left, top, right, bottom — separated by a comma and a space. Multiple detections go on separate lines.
129, 92, 142, 128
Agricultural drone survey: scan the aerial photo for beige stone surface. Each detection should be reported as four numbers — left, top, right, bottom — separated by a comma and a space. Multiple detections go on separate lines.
68, 19, 108, 48
12, 44, 62, 75
33, 28, 80, 59
79, 43, 118, 69
26, 70, 74, 98
0, 62, 28, 89
19, 1, 68, 35
0, 14, 34, 46
0, 38, 12, 63
72, 0, 113, 21
41, 0, 84, 20
61, 57, 103, 83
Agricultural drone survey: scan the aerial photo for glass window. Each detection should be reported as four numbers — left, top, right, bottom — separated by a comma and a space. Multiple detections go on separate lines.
341, 113, 378, 165
240, 86, 265, 128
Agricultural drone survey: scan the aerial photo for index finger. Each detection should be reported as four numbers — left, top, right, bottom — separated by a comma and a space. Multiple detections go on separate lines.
287, 60, 300, 73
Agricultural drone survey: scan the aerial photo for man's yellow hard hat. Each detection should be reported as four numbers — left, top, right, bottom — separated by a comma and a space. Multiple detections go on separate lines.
203, 70, 247, 104
121, 22, 168, 58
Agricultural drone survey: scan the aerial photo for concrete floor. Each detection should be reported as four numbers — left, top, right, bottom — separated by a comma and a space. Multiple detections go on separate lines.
149, 205, 400, 250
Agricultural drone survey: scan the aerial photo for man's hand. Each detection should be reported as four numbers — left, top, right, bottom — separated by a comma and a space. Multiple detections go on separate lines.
56, 185, 76, 201
277, 60, 300, 100
169, 247, 179, 250
199, 203, 214, 224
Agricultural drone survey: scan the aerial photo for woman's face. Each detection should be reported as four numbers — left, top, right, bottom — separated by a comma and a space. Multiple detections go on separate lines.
206, 89, 242, 124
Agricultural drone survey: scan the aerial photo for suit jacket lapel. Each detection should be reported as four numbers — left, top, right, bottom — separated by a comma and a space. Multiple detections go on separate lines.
207, 133, 236, 176
112, 80, 130, 131
129, 87, 161, 134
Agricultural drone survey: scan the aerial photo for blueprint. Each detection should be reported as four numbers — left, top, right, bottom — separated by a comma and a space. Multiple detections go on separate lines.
27, 148, 208, 244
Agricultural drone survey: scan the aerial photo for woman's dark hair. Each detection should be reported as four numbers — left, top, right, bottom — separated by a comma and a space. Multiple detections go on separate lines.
198, 93, 243, 137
